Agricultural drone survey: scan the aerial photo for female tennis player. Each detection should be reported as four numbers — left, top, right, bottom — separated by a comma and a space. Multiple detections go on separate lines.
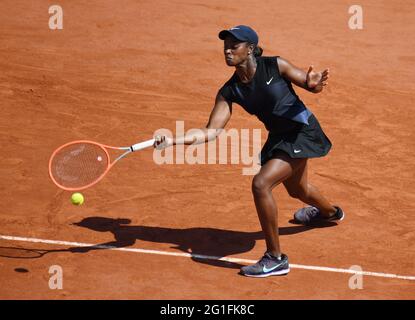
154, 25, 344, 278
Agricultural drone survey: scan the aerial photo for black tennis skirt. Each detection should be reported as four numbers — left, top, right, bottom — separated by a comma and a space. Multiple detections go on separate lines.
260, 113, 332, 165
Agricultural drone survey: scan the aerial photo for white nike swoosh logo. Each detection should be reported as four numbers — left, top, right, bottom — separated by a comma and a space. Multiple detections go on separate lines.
263, 264, 280, 273
294, 149, 302, 153
266, 77, 273, 85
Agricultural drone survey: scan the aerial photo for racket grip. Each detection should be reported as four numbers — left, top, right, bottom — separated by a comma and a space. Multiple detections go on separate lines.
131, 139, 155, 151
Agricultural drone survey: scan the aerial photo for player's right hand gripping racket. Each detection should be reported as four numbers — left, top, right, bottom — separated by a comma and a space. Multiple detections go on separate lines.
48, 138, 155, 191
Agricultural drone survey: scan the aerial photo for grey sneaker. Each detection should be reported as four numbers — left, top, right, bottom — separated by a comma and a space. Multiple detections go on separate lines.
240, 253, 290, 278
294, 206, 345, 225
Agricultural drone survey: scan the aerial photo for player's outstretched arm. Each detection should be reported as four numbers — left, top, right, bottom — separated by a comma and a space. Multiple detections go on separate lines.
277, 57, 329, 94
154, 93, 232, 148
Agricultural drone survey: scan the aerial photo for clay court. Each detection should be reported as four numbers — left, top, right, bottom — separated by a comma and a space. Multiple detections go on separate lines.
1, 0, 414, 299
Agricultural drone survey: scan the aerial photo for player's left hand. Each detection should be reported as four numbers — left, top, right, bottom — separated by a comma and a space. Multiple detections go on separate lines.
306, 65, 329, 93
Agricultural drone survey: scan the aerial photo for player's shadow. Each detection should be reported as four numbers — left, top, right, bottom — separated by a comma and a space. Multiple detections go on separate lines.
69, 217, 337, 270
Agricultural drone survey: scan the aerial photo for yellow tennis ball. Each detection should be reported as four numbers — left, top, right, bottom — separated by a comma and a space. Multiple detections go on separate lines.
71, 193, 84, 205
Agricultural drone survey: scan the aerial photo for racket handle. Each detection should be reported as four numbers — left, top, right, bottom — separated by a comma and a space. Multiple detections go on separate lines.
131, 139, 155, 152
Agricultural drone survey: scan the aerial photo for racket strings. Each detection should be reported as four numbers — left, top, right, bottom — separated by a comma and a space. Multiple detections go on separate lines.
50, 143, 109, 189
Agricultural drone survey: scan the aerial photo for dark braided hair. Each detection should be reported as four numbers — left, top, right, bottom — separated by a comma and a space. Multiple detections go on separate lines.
253, 45, 263, 57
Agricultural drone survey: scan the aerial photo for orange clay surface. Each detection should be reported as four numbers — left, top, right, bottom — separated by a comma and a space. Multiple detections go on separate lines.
1, 0, 414, 299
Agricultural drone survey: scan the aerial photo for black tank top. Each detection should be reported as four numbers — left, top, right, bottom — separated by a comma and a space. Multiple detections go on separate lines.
219, 56, 312, 133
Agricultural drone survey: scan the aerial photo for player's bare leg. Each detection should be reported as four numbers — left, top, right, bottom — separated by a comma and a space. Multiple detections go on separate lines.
251, 152, 306, 256
283, 159, 337, 217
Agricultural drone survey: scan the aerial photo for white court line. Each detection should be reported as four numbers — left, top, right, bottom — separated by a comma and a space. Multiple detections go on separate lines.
1, 234, 414, 281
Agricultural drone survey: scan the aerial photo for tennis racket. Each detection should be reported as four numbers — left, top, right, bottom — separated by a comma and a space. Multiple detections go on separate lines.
49, 138, 155, 191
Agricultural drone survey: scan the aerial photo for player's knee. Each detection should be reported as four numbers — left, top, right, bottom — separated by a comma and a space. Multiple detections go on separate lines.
252, 175, 270, 195
287, 185, 308, 199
